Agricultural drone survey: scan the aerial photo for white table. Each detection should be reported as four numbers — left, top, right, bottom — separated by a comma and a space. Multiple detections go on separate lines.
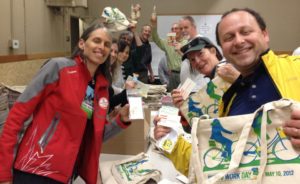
98, 145, 184, 183
75, 110, 187, 183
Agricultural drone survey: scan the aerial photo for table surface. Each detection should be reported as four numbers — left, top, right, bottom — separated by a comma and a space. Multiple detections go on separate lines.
74, 146, 184, 184
74, 110, 187, 184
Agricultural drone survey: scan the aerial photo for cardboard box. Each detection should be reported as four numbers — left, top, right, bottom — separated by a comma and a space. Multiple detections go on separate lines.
101, 107, 151, 155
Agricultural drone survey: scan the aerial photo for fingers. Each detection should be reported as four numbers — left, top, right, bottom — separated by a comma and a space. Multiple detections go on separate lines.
121, 104, 129, 115
108, 105, 122, 121
150, 13, 157, 25
291, 109, 300, 119
125, 81, 136, 89
283, 126, 300, 138
171, 88, 181, 96
133, 4, 141, 11
128, 23, 137, 32
154, 125, 171, 140
153, 115, 161, 125
284, 119, 300, 139
217, 64, 229, 76
283, 109, 300, 147
284, 110, 300, 136
149, 75, 155, 82
290, 137, 300, 148
171, 89, 184, 108
119, 104, 130, 122
217, 64, 240, 83
285, 118, 300, 129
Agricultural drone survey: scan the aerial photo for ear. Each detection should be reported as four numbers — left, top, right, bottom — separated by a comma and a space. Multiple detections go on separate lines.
78, 39, 85, 50
262, 30, 270, 44
209, 47, 217, 55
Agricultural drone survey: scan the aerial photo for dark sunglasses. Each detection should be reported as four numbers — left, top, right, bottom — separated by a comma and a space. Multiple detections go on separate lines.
180, 37, 212, 54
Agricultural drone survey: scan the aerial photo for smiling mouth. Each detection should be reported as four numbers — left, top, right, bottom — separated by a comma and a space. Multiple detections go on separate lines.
196, 64, 206, 71
94, 51, 104, 57
234, 47, 251, 56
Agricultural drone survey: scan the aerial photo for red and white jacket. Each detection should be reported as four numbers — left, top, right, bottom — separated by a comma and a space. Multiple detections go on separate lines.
0, 56, 129, 183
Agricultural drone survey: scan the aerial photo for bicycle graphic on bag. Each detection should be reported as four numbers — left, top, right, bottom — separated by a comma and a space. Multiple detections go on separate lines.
203, 119, 234, 169
242, 111, 300, 165
242, 126, 299, 165
187, 80, 221, 120
203, 115, 300, 170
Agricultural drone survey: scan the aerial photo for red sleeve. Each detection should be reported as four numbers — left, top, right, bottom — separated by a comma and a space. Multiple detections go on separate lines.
0, 60, 59, 181
179, 111, 191, 133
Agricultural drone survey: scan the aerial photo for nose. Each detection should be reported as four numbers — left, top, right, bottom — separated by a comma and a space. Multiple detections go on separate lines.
191, 56, 201, 68
233, 34, 245, 46
97, 42, 105, 50
111, 52, 116, 58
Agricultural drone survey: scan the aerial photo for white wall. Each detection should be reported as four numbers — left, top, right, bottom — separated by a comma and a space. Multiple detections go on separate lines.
157, 15, 222, 50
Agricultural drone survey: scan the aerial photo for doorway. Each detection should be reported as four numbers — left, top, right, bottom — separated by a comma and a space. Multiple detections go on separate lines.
70, 16, 80, 53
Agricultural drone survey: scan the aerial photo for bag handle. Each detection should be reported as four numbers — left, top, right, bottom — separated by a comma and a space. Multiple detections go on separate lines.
193, 99, 293, 184
199, 110, 257, 184
256, 99, 293, 183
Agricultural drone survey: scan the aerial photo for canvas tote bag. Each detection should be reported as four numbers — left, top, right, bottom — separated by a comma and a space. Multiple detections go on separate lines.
190, 99, 300, 184
101, 152, 161, 184
180, 76, 231, 124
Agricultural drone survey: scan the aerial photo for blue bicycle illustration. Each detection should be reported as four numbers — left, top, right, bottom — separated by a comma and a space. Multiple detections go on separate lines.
242, 127, 299, 163
203, 127, 300, 169
187, 80, 221, 120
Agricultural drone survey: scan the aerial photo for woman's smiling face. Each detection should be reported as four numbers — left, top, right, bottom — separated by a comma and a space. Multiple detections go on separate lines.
79, 28, 112, 66
117, 45, 130, 63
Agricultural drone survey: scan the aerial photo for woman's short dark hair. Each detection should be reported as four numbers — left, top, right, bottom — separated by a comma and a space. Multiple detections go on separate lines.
118, 39, 130, 53
110, 38, 119, 82
216, 8, 267, 46
118, 31, 133, 44
111, 37, 118, 45
71, 23, 112, 83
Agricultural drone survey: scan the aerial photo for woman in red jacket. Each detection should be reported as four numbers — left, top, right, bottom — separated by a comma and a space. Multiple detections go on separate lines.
0, 23, 131, 184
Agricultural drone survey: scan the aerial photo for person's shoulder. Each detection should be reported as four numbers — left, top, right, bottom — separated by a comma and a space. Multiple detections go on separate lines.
50, 57, 74, 64
292, 47, 300, 56
42, 57, 76, 70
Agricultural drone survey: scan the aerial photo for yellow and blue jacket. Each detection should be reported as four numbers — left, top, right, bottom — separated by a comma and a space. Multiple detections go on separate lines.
165, 50, 300, 176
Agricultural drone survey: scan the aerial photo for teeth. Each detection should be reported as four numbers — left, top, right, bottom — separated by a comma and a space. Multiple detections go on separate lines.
235, 47, 249, 55
95, 51, 104, 55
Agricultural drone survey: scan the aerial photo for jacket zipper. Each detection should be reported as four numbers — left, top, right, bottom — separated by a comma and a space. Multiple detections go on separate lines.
38, 112, 60, 154
262, 61, 282, 97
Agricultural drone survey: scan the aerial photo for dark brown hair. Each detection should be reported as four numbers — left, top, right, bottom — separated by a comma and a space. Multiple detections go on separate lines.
216, 8, 267, 46
71, 23, 112, 83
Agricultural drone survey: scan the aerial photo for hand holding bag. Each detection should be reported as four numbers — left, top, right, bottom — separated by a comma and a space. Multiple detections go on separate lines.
180, 76, 231, 124
190, 99, 300, 184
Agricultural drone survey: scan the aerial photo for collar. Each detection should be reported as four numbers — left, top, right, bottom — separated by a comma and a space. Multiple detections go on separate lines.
75, 55, 108, 89
140, 36, 149, 44
260, 48, 270, 57
222, 59, 266, 112
75, 55, 92, 81
205, 65, 217, 80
